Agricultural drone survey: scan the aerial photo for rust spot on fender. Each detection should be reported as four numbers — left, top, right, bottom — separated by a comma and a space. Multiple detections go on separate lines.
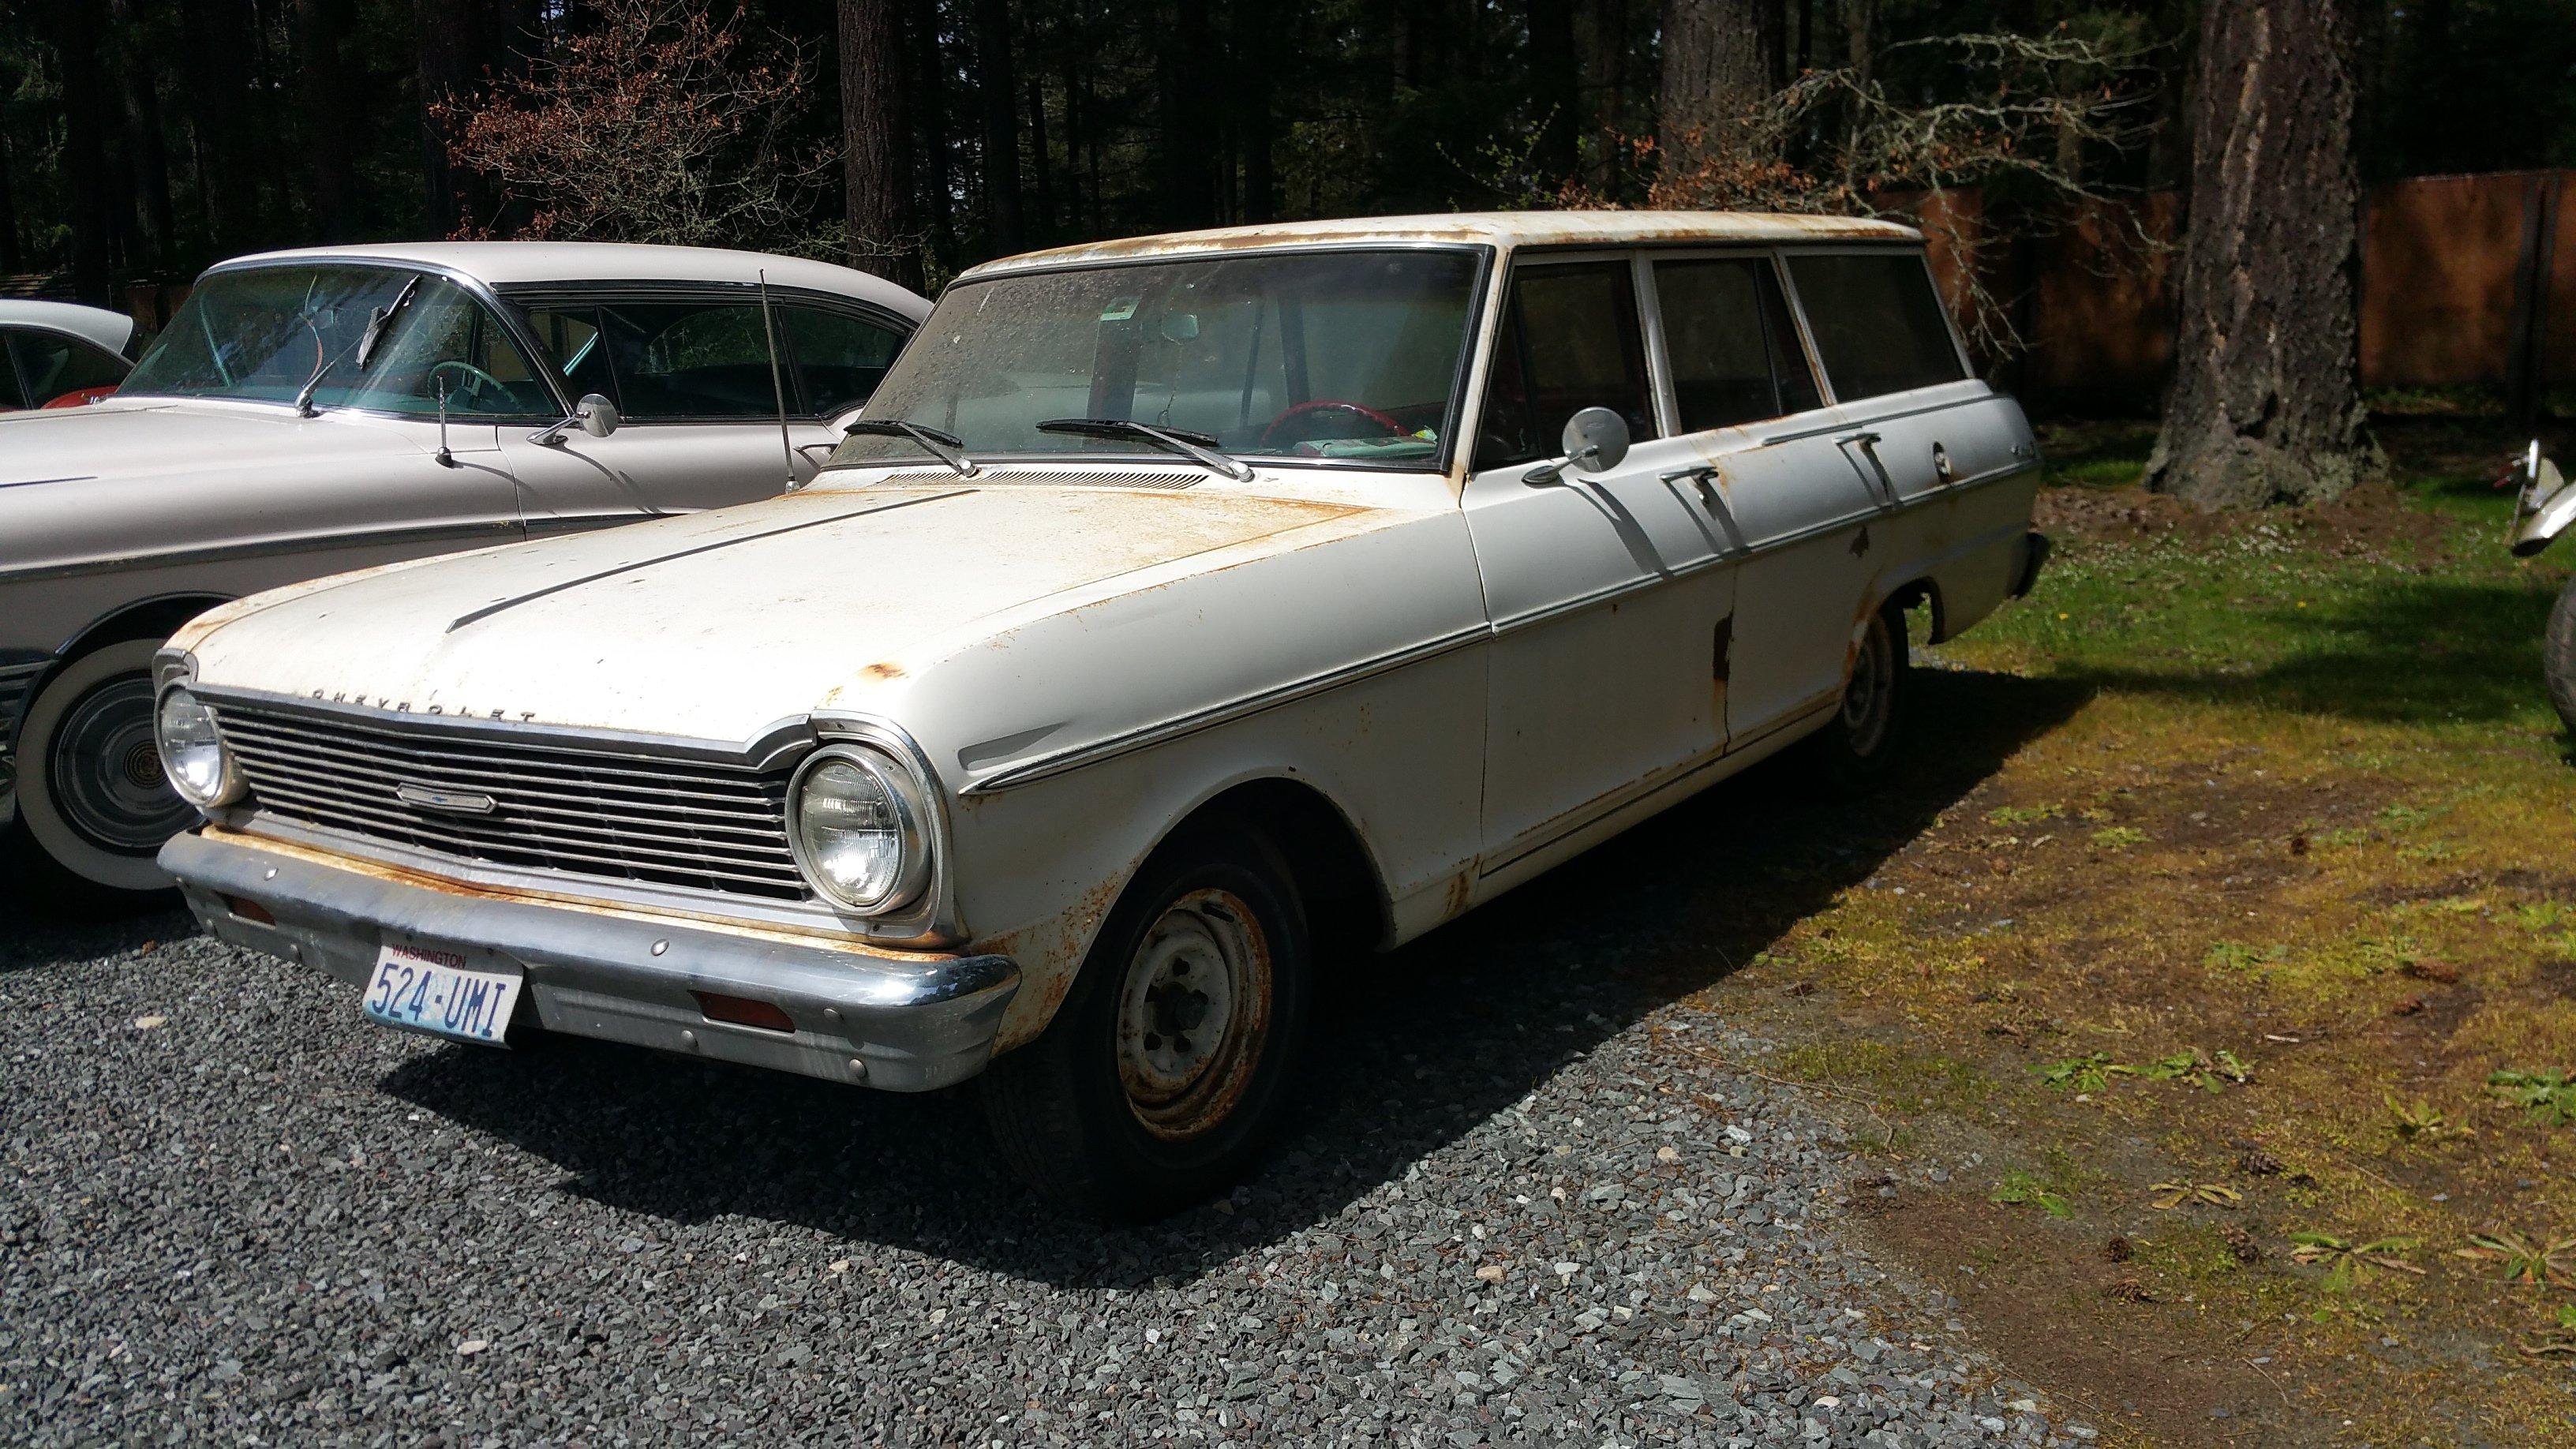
859, 661, 905, 681
1441, 867, 1474, 919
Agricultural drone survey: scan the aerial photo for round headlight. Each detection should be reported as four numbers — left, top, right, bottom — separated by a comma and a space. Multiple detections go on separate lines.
155, 687, 241, 808
788, 747, 929, 912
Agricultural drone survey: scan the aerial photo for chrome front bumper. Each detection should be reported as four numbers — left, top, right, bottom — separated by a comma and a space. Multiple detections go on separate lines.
161, 829, 1019, 1091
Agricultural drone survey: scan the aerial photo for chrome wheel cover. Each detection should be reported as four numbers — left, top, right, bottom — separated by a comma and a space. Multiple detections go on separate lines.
47, 675, 191, 853
1114, 888, 1272, 1141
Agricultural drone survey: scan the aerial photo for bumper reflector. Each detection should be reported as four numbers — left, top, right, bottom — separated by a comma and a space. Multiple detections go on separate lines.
222, 894, 275, 926
691, 990, 796, 1034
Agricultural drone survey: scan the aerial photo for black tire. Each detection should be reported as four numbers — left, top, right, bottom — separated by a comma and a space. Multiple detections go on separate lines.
979, 819, 1312, 1221
2548, 573, 2576, 736
6, 638, 185, 916
1810, 598, 1911, 795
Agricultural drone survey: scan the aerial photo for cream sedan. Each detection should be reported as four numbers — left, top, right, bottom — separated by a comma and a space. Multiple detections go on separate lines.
2, 242, 926, 906
155, 212, 2046, 1217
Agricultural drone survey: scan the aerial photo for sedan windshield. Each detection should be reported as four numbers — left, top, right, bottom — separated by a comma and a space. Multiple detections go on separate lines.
119, 264, 556, 417
829, 248, 1481, 472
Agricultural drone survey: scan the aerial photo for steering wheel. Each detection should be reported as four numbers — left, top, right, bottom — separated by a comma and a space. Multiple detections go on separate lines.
427, 358, 507, 406
1260, 399, 1411, 449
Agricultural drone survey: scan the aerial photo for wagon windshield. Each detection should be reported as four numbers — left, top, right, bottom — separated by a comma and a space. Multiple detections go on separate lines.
829, 248, 1481, 472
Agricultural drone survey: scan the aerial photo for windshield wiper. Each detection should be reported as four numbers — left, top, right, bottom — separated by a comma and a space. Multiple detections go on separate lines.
836, 418, 981, 477
1036, 417, 1254, 481
295, 274, 421, 417
356, 274, 422, 369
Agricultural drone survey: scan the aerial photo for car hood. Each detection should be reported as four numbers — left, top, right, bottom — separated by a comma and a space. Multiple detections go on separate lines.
0, 398, 429, 487
177, 483, 1387, 744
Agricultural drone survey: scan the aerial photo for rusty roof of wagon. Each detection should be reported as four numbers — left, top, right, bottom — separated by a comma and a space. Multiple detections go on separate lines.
960, 212, 1922, 278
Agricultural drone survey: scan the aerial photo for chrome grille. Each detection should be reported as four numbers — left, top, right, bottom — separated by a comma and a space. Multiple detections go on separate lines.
212, 702, 807, 900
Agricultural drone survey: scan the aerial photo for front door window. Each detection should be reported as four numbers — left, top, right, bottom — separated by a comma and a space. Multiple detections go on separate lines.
1475, 261, 1657, 470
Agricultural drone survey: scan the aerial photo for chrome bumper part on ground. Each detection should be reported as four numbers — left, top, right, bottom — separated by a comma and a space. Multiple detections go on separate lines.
160, 829, 1019, 1091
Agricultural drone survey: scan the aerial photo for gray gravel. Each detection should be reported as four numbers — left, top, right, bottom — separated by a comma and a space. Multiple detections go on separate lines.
2, 876, 2090, 1447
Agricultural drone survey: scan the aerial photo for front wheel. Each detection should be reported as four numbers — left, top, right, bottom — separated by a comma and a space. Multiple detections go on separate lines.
1810, 599, 1911, 794
2547, 574, 2576, 736
6, 638, 188, 912
979, 820, 1312, 1221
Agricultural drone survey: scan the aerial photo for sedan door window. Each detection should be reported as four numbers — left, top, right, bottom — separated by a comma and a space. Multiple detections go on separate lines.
520, 299, 792, 421
1475, 261, 1657, 470
782, 306, 905, 417
1653, 257, 1822, 432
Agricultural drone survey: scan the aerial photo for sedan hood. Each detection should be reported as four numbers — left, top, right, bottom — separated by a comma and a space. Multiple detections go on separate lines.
0, 399, 425, 489
179, 483, 1379, 744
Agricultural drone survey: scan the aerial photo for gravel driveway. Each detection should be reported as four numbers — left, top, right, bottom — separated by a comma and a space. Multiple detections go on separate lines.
2, 799, 2093, 1447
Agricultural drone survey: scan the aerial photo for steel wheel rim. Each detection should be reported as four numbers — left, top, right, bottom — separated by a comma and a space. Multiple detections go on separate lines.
1842, 614, 1895, 756
47, 675, 192, 853
1114, 887, 1272, 1142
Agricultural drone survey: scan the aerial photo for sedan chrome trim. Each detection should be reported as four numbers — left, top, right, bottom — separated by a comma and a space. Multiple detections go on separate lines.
0, 518, 524, 588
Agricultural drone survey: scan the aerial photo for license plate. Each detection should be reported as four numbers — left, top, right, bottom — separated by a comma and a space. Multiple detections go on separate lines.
362, 938, 522, 1046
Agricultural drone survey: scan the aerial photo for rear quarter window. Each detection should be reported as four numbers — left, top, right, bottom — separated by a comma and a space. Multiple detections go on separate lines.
1784, 252, 1967, 402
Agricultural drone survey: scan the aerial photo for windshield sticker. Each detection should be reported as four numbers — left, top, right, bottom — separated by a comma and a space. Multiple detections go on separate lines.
1098, 297, 1140, 323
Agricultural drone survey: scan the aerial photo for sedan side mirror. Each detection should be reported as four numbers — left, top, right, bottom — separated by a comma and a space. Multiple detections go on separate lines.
529, 393, 620, 447
575, 393, 620, 438
1522, 406, 1632, 484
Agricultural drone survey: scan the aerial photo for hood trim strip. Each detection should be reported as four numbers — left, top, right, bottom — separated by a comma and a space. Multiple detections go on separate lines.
446, 488, 975, 633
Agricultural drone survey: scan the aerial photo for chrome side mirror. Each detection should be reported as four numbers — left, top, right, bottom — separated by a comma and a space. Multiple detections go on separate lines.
529, 393, 620, 446
1522, 406, 1632, 484
575, 393, 620, 438
1563, 406, 1631, 474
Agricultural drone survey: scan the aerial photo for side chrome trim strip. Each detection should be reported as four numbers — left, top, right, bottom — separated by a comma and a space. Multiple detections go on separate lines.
0, 519, 524, 588
967, 454, 2039, 796
1484, 458, 2041, 640
962, 623, 1493, 796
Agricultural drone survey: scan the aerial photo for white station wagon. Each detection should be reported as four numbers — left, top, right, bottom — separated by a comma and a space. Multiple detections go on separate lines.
156, 212, 2046, 1217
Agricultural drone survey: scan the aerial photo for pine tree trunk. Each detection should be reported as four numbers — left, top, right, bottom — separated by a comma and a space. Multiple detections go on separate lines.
177, 0, 259, 253
839, 0, 919, 287
972, 0, 1022, 254
2147, 0, 2382, 508
42, 0, 114, 303
1527, 0, 1579, 185
294, 0, 361, 242
1657, 0, 1778, 182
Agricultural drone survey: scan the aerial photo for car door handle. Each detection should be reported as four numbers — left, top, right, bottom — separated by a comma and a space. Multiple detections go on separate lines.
1835, 432, 1901, 507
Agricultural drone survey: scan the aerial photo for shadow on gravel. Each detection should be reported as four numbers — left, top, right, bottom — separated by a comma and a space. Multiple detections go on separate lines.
381, 668, 2087, 1285
0, 905, 193, 973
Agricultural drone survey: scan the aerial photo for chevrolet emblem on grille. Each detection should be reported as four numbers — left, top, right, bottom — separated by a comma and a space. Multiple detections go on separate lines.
396, 783, 500, 815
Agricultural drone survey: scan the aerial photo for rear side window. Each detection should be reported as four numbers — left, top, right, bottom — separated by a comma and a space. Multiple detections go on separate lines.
9, 328, 129, 405
782, 306, 905, 417
1476, 261, 1657, 470
1784, 253, 1966, 402
1653, 257, 1822, 432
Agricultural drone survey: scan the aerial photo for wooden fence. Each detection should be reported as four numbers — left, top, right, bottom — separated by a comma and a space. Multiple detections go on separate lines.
1929, 168, 2574, 412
